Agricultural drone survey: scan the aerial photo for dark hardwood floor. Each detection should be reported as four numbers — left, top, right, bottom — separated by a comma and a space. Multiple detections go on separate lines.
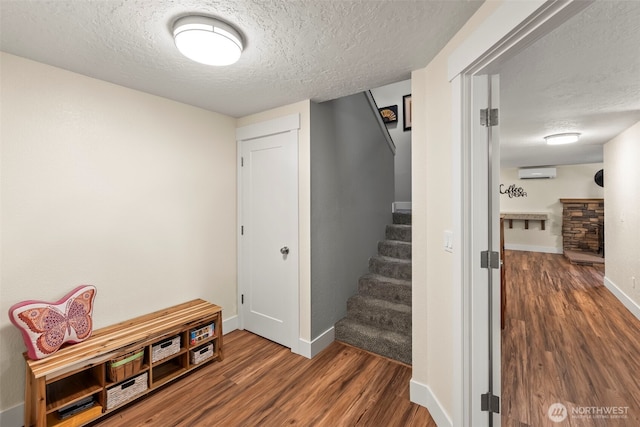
502, 250, 640, 427
92, 330, 435, 426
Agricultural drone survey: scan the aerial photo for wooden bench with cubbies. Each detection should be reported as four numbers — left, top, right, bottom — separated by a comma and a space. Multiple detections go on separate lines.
23, 299, 223, 427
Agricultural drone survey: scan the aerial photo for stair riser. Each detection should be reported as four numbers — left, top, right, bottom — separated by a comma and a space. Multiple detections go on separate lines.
369, 258, 411, 281
358, 277, 411, 305
385, 225, 411, 242
347, 299, 411, 335
358, 280, 411, 305
392, 212, 412, 225
378, 241, 411, 260
335, 321, 411, 365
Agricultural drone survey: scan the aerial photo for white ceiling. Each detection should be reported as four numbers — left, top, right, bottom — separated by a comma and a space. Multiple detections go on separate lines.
0, 0, 482, 118
499, 1, 640, 168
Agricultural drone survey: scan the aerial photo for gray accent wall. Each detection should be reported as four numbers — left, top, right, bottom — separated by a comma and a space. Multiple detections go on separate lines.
371, 79, 412, 203
310, 92, 395, 339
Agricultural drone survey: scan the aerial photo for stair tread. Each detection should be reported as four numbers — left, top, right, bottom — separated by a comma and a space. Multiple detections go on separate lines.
384, 224, 412, 243
371, 255, 411, 264
349, 294, 411, 312
361, 273, 411, 286
380, 239, 411, 245
369, 256, 412, 280
358, 274, 411, 305
335, 318, 411, 364
378, 240, 412, 260
336, 318, 411, 342
387, 224, 412, 229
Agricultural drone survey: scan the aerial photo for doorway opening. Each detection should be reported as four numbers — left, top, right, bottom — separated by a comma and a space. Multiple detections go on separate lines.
496, 2, 640, 425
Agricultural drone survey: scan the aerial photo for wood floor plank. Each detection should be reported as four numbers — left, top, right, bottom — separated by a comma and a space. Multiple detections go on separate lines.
92, 330, 434, 426
502, 251, 640, 427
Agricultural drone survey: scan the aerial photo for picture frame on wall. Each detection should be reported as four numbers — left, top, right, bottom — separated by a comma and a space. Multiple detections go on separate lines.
378, 105, 398, 124
403, 94, 412, 131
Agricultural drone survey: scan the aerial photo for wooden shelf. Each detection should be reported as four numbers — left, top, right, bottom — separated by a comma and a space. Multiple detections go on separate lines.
24, 299, 223, 427
559, 198, 603, 204
45, 371, 102, 413
501, 212, 548, 230
188, 334, 217, 350
152, 357, 188, 388
151, 348, 187, 367
46, 404, 103, 427
104, 365, 149, 388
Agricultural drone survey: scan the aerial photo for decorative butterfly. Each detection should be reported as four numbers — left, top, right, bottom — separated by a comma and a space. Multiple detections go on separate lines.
9, 285, 97, 360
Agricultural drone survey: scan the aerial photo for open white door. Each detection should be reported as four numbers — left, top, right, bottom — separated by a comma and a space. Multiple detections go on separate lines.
237, 114, 300, 352
470, 74, 502, 427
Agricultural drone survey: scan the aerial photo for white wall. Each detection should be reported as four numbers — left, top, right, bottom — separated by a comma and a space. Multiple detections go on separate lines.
0, 53, 237, 417
500, 164, 604, 253
604, 121, 640, 316
410, 2, 502, 423
236, 100, 312, 343
370, 79, 412, 203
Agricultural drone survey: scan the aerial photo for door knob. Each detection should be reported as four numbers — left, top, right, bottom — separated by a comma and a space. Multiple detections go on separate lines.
280, 246, 290, 255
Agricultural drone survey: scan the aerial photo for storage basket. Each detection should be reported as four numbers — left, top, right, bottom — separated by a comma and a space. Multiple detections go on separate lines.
106, 372, 148, 410
108, 348, 144, 382
151, 335, 181, 363
190, 343, 214, 365
189, 323, 215, 345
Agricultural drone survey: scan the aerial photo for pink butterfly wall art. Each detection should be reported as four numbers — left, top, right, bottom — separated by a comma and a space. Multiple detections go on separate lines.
8, 285, 97, 360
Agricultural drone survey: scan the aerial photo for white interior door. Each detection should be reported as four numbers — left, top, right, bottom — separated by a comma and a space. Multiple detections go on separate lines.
238, 118, 299, 350
470, 74, 502, 427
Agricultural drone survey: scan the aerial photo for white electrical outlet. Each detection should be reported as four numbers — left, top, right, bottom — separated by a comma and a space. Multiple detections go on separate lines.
633, 277, 637, 289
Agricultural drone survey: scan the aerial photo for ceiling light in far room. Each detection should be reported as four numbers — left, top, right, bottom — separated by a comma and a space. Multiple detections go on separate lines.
544, 132, 581, 145
173, 16, 243, 66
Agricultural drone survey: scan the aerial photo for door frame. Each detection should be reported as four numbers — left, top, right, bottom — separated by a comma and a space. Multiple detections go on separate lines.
449, 1, 593, 425
236, 113, 301, 355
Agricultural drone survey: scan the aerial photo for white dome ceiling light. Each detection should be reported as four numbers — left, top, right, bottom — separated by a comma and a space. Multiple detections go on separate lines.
544, 132, 581, 145
173, 16, 243, 66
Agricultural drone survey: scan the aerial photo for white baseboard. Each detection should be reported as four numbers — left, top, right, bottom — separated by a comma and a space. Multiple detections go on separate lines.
504, 243, 562, 254
410, 378, 452, 427
297, 326, 335, 359
222, 315, 239, 334
604, 277, 640, 321
0, 403, 23, 427
392, 202, 412, 212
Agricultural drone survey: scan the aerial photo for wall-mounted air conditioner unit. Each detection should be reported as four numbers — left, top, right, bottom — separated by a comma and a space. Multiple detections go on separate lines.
518, 167, 557, 179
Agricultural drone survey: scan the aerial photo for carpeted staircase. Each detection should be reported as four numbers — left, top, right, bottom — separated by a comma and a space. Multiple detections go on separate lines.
335, 211, 412, 365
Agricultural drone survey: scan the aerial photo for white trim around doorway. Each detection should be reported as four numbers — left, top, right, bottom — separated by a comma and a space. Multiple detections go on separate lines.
236, 113, 302, 356
449, 1, 593, 425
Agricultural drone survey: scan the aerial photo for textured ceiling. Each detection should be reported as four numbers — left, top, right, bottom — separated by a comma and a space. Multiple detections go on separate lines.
0, 0, 483, 118
499, 1, 640, 168
2, 1, 637, 168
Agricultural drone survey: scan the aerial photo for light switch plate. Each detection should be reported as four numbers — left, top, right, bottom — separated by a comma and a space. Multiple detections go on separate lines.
444, 230, 453, 253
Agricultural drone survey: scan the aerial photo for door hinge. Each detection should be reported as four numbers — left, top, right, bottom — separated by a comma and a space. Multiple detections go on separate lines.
481, 251, 500, 269
241, 157, 244, 167
241, 226, 244, 235
241, 294, 244, 304
481, 392, 500, 414
480, 108, 499, 127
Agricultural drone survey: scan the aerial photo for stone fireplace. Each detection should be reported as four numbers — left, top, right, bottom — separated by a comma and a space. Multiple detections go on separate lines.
560, 198, 604, 265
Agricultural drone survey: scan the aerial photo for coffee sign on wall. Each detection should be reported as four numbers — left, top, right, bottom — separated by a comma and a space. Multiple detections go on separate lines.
500, 184, 527, 198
